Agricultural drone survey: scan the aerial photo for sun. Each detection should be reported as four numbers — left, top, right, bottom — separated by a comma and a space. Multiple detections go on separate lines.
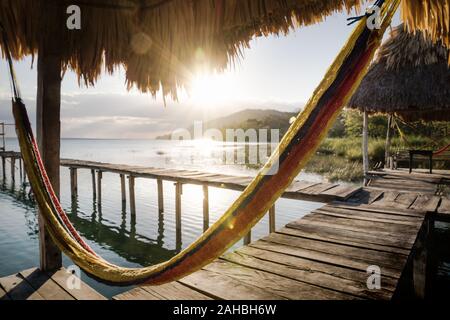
188, 72, 235, 107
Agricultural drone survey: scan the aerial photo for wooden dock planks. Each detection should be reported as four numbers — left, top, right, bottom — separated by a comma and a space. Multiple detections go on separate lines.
0, 267, 106, 300
113, 168, 449, 301
59, 158, 360, 202
114, 198, 428, 301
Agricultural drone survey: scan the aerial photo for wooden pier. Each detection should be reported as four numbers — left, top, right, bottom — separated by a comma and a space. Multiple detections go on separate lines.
58, 158, 360, 245
0, 151, 449, 300
114, 184, 448, 300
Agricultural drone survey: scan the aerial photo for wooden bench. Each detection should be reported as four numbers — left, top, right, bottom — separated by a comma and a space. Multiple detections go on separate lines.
393, 149, 450, 174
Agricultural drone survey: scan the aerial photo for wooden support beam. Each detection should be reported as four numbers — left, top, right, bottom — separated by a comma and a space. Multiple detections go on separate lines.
129, 175, 136, 216
385, 115, 392, 169
1, 156, 5, 180
269, 205, 276, 233
120, 174, 126, 211
362, 110, 369, 186
97, 171, 102, 210
157, 179, 164, 214
91, 169, 96, 200
19, 158, 23, 182
10, 157, 15, 182
203, 185, 209, 232
244, 230, 252, 245
36, 33, 63, 271
175, 182, 182, 248
69, 168, 78, 199
413, 218, 432, 299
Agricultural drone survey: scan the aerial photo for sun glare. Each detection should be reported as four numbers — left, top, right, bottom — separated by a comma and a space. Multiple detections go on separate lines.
189, 72, 235, 107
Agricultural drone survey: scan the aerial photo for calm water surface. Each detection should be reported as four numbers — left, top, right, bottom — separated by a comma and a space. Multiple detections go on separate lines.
0, 138, 328, 298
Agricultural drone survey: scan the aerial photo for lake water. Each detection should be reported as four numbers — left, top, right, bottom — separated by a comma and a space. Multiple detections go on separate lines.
0, 138, 327, 298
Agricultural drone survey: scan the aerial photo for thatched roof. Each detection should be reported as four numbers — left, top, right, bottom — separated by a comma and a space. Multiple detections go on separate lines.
0, 1, 449, 99
348, 25, 450, 122
401, 0, 450, 63
0, 0, 363, 99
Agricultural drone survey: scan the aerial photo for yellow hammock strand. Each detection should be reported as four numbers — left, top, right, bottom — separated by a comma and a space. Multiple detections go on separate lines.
12, 0, 400, 286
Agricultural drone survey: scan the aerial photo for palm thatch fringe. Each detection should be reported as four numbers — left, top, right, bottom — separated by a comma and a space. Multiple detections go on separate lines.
401, 0, 450, 64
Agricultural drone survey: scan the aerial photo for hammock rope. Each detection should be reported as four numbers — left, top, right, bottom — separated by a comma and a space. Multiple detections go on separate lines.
393, 116, 450, 155
3, 0, 400, 286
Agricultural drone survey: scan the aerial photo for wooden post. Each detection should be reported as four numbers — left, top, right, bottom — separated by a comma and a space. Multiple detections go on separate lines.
413, 218, 432, 298
385, 115, 392, 169
1, 156, 5, 180
120, 174, 126, 211
19, 158, 23, 182
203, 185, 209, 232
175, 182, 182, 247
429, 153, 433, 174
69, 168, 77, 199
244, 230, 251, 245
129, 175, 136, 216
36, 33, 63, 270
10, 157, 15, 182
97, 171, 102, 210
0, 123, 5, 151
157, 179, 164, 214
269, 205, 276, 233
91, 169, 96, 200
362, 110, 369, 185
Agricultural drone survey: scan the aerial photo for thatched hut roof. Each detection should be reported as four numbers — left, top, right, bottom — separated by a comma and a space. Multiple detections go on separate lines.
348, 25, 450, 122
0, 1, 449, 98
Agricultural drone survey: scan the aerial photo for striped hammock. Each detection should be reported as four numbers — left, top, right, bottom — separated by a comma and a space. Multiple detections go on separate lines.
7, 0, 399, 286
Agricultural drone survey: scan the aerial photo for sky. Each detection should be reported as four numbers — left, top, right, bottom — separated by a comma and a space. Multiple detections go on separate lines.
0, 5, 401, 139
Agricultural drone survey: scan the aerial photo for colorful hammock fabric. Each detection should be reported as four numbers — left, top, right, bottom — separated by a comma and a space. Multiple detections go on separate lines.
7, 0, 399, 286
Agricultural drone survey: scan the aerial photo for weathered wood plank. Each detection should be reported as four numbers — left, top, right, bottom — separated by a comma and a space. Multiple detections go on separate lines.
0, 273, 44, 300
180, 269, 286, 300
410, 195, 441, 212
371, 191, 400, 208
222, 251, 393, 300
301, 183, 338, 195
249, 240, 401, 278
234, 245, 398, 292
314, 207, 421, 226
302, 212, 420, 235
321, 185, 361, 200
285, 181, 319, 192
288, 218, 418, 245
19, 268, 74, 300
47, 269, 106, 300
113, 287, 160, 300
438, 197, 450, 215
141, 282, 213, 300
0, 284, 10, 300
262, 233, 407, 270
205, 260, 357, 300
285, 220, 414, 250
393, 193, 419, 209
330, 201, 426, 218
279, 226, 410, 255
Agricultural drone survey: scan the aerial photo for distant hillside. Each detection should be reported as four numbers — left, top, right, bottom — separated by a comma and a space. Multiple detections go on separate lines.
156, 109, 298, 140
